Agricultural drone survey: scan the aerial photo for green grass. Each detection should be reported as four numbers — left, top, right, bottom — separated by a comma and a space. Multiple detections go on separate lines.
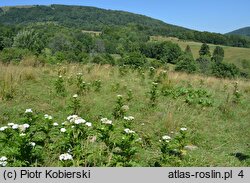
0, 63, 250, 166
151, 36, 250, 73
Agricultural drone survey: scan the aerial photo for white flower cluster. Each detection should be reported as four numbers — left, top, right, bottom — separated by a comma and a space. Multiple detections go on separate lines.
0, 123, 30, 132
0, 156, 7, 167
25, 109, 33, 113
180, 127, 187, 131
29, 142, 36, 147
60, 128, 66, 133
67, 115, 86, 124
101, 118, 112, 125
0, 126, 8, 131
59, 153, 73, 161
63, 115, 92, 130
124, 128, 135, 134
162, 135, 171, 142
19, 124, 30, 132
53, 122, 59, 126
124, 116, 134, 121
121, 105, 129, 111
44, 114, 53, 120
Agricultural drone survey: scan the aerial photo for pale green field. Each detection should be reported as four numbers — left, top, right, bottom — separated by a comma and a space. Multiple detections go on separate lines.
151, 36, 250, 73
0, 63, 249, 166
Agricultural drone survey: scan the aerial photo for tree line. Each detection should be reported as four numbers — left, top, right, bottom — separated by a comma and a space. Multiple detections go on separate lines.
0, 22, 247, 79
0, 5, 250, 48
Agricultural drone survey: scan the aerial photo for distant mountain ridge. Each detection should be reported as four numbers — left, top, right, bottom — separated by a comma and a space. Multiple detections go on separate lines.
227, 27, 250, 37
0, 4, 188, 31
0, 4, 250, 48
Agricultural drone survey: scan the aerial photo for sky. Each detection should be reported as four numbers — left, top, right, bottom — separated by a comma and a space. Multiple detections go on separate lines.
0, 0, 249, 34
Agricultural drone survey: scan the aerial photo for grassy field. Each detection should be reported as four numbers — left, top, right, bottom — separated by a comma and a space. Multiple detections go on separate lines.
151, 36, 250, 73
0, 63, 249, 167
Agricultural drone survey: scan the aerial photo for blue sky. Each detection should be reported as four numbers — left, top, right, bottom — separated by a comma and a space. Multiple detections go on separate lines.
0, 0, 249, 34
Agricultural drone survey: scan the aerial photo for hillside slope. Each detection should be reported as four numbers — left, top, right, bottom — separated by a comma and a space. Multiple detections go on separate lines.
227, 27, 250, 37
0, 4, 249, 48
0, 4, 188, 34
151, 36, 250, 74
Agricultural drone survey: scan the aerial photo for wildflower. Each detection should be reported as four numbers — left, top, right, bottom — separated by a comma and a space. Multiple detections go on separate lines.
124, 128, 135, 134
0, 161, 7, 167
23, 124, 30, 128
74, 118, 86, 124
53, 122, 59, 126
19, 124, 30, 132
60, 128, 66, 133
59, 153, 73, 161
12, 124, 19, 130
67, 115, 86, 124
152, 82, 158, 86
19, 133, 26, 137
7, 123, 14, 126
85, 122, 92, 127
101, 118, 112, 125
162, 135, 171, 142
124, 116, 135, 121
117, 95, 123, 98
73, 94, 78, 98
0, 126, 8, 131
44, 114, 53, 120
0, 156, 7, 161
162, 135, 171, 140
29, 142, 36, 147
121, 105, 129, 111
25, 109, 33, 113
67, 115, 78, 121
180, 127, 187, 131
0, 156, 7, 167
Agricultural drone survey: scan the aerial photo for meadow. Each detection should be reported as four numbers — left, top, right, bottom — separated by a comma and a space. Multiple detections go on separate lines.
151, 36, 250, 73
0, 63, 250, 167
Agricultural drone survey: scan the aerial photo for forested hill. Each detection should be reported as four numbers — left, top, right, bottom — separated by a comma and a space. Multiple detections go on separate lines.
0, 4, 250, 48
227, 27, 250, 37
0, 5, 189, 32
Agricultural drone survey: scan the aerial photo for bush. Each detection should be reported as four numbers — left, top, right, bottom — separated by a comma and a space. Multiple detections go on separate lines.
196, 56, 212, 74
212, 62, 240, 78
0, 48, 32, 64
175, 55, 198, 73
140, 41, 182, 64
121, 52, 147, 68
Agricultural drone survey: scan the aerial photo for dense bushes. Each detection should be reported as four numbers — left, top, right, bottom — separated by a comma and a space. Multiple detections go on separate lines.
120, 52, 147, 68
212, 62, 240, 78
140, 41, 182, 64
0, 20, 247, 79
175, 55, 197, 73
0, 48, 32, 64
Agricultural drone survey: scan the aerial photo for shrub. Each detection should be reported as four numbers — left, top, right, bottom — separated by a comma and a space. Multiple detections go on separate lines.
211, 62, 240, 78
196, 56, 212, 74
175, 55, 198, 73
0, 48, 32, 64
122, 52, 147, 68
